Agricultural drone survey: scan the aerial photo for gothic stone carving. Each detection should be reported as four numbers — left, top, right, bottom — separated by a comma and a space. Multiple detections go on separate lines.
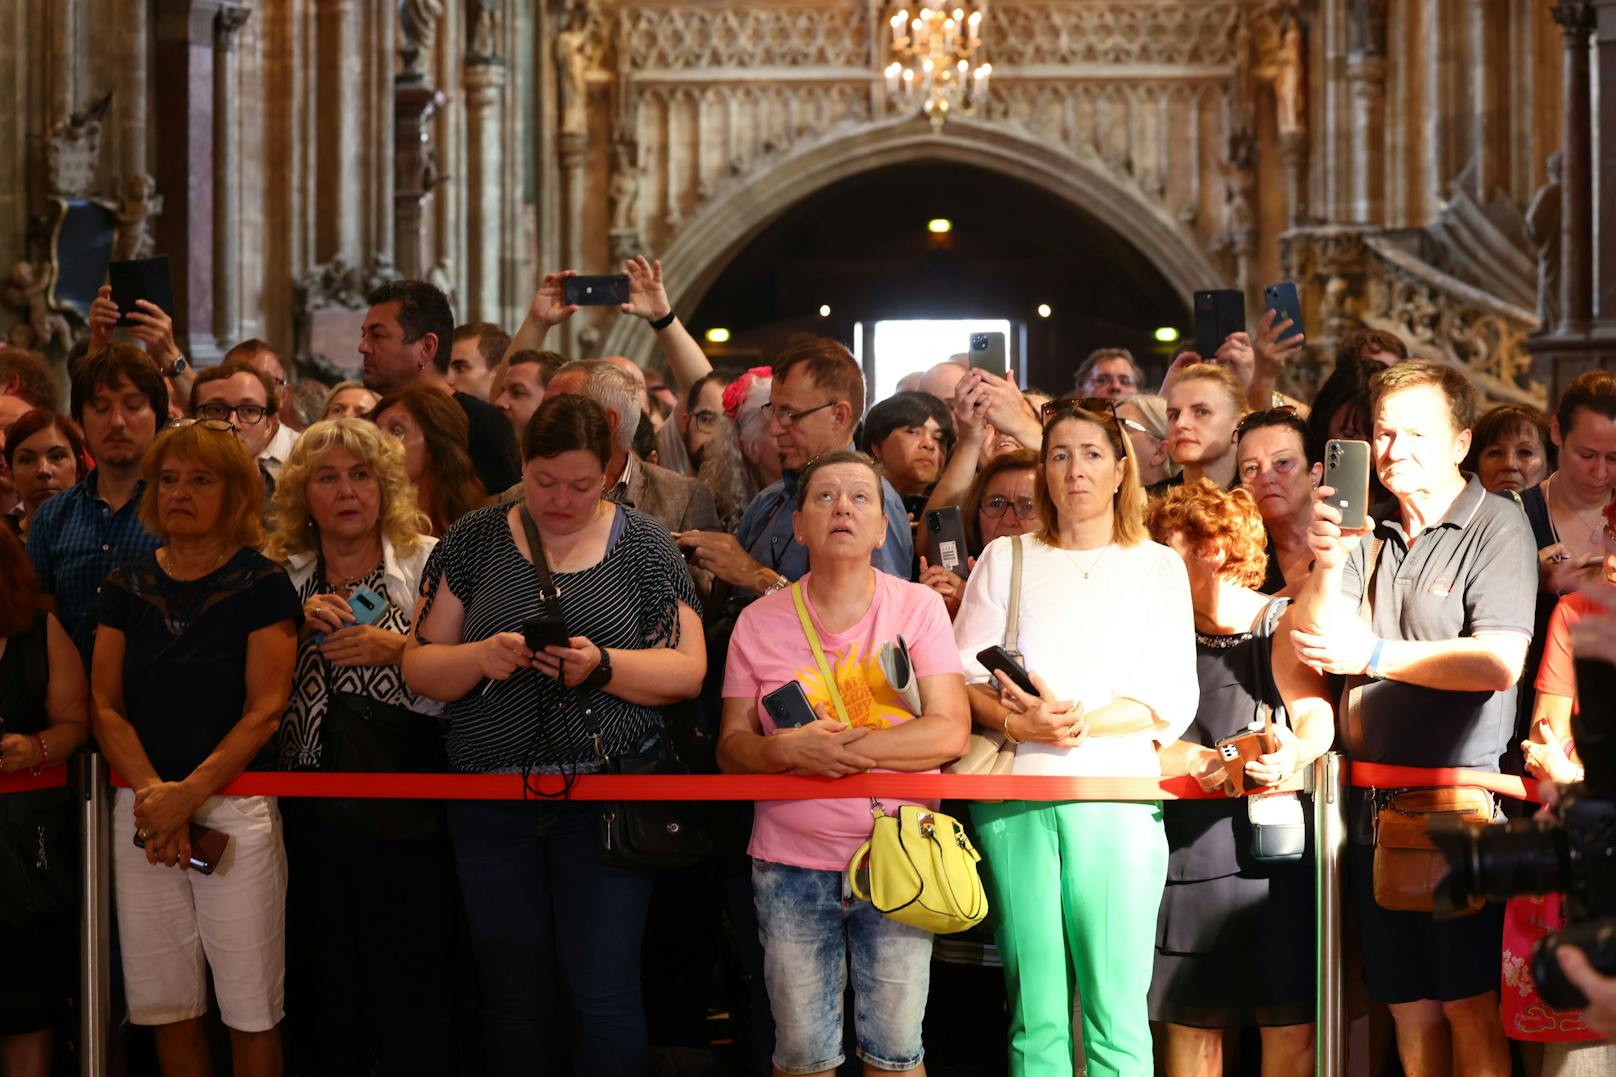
293, 257, 399, 380
47, 93, 113, 199
986, 2, 1242, 67
619, 4, 870, 70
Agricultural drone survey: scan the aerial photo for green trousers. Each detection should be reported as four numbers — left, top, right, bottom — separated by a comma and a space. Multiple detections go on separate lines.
972, 799, 1167, 1077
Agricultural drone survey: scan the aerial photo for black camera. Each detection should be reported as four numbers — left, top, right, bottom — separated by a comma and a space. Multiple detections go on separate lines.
1430, 671, 1616, 1010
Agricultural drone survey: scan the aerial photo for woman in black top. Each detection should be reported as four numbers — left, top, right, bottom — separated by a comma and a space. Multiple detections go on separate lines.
1234, 408, 1321, 596
0, 526, 88, 1077
405, 394, 704, 1076
1146, 481, 1335, 1077
92, 421, 300, 1077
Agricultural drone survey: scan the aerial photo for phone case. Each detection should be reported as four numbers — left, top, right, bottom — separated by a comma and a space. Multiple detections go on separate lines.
522, 614, 571, 652
563, 275, 630, 306
925, 507, 970, 580
968, 332, 1007, 378
761, 682, 818, 729
1193, 289, 1246, 358
1324, 439, 1373, 530
108, 255, 174, 327
1262, 281, 1305, 343
313, 586, 389, 645
1214, 728, 1280, 796
132, 821, 230, 874
976, 646, 1038, 697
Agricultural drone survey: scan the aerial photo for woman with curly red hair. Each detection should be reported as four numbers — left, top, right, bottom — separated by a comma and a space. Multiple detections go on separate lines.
1145, 479, 1336, 1077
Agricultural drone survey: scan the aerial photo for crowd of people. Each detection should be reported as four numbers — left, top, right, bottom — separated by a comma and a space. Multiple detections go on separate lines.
2, 256, 1616, 1077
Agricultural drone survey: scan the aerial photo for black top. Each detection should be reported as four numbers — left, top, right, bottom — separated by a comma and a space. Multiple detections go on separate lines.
0, 610, 51, 736
453, 391, 521, 495
96, 547, 302, 781
418, 503, 700, 773
1165, 629, 1282, 882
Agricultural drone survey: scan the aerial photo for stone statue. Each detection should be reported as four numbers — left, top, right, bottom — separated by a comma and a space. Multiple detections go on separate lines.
1525, 153, 1563, 332
467, 0, 500, 62
555, 2, 597, 137
608, 142, 641, 236
47, 92, 112, 199
113, 173, 163, 261
3, 261, 72, 354
1274, 16, 1305, 138
399, 0, 446, 79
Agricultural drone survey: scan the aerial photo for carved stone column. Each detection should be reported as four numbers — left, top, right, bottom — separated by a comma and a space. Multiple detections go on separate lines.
154, 0, 227, 364
1596, 0, 1616, 326
1553, 0, 1595, 334
463, 59, 506, 322
558, 130, 588, 356
1280, 132, 1309, 228
395, 84, 447, 281
1346, 53, 1386, 225
212, 5, 250, 351
1469, 0, 1506, 200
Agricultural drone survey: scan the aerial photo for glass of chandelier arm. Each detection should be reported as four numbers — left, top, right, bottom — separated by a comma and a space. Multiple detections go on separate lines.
883, 3, 992, 127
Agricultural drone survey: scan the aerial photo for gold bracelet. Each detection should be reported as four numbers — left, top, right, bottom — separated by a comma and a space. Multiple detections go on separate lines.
1002, 711, 1020, 745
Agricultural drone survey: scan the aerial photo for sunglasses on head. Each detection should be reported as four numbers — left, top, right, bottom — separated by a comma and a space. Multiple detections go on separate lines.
1234, 405, 1301, 439
1041, 396, 1121, 428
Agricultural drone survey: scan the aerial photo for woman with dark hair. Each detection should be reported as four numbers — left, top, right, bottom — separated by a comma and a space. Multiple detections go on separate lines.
1464, 404, 1554, 494
404, 393, 705, 1076
918, 448, 1040, 618
1304, 356, 1377, 464
0, 525, 89, 1077
1235, 408, 1322, 595
93, 422, 301, 1077
371, 385, 486, 536
953, 398, 1198, 1076
861, 390, 956, 503
3, 409, 88, 540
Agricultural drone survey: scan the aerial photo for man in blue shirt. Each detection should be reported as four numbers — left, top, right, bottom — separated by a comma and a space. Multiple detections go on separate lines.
678, 338, 913, 594
28, 344, 165, 660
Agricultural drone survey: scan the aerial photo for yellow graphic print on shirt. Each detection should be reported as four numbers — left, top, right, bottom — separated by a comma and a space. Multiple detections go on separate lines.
797, 642, 908, 731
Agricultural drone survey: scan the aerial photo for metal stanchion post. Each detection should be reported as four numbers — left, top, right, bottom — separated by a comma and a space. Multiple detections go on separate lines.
80, 751, 110, 1077
1312, 752, 1347, 1077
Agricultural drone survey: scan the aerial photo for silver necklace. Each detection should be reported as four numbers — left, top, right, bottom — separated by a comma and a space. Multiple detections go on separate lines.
1550, 475, 1609, 546
1062, 544, 1110, 579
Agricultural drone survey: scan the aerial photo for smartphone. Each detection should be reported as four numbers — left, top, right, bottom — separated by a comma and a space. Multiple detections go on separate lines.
562, 274, 630, 307
924, 506, 971, 580
761, 681, 819, 730
1323, 438, 1373, 530
522, 612, 571, 653
313, 585, 389, 646
976, 645, 1038, 697
133, 821, 230, 875
1215, 727, 1281, 796
1262, 281, 1305, 343
1193, 288, 1246, 359
968, 332, 1007, 378
108, 255, 174, 327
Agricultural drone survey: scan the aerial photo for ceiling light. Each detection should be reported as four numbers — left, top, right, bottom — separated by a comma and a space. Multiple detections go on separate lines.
927, 218, 952, 234
1036, 304, 1052, 319
1153, 326, 1180, 343
818, 304, 832, 318
705, 328, 731, 344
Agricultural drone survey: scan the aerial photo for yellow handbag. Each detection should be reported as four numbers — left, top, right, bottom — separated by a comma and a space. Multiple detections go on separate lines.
788, 584, 989, 935
848, 800, 989, 935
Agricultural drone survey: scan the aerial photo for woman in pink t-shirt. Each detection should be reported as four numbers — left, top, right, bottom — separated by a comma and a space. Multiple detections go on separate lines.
719, 450, 969, 1077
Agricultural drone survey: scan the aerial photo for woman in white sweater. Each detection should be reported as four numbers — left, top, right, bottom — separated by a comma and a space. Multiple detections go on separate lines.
953, 397, 1198, 1077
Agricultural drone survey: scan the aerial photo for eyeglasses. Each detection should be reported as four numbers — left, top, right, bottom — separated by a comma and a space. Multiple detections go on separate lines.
762, 400, 836, 428
1118, 416, 1150, 436
980, 495, 1038, 520
196, 402, 270, 426
170, 418, 237, 434
690, 409, 722, 431
1235, 405, 1301, 439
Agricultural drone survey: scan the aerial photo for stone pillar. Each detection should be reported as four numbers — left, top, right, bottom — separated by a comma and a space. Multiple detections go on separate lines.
154, 0, 226, 364
1280, 133, 1309, 228
395, 83, 447, 280
1596, 0, 1616, 325
1469, 0, 1507, 200
211, 5, 250, 352
119, 0, 150, 180
316, 0, 361, 262
1553, 0, 1595, 334
1346, 53, 1386, 224
558, 130, 588, 356
464, 60, 506, 322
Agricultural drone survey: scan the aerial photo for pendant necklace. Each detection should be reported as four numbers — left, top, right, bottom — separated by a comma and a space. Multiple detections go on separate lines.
1064, 545, 1109, 580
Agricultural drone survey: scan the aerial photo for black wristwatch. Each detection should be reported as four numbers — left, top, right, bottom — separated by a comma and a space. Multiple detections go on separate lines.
165, 355, 189, 378
583, 648, 613, 690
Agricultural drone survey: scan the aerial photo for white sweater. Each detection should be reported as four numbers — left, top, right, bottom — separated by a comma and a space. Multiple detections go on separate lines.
953, 534, 1198, 777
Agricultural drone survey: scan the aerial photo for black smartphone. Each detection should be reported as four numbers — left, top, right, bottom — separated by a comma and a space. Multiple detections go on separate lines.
562, 274, 631, 307
761, 681, 819, 730
522, 613, 571, 652
1193, 288, 1246, 359
1324, 439, 1373, 530
1262, 281, 1305, 343
976, 645, 1039, 697
133, 821, 230, 875
924, 506, 971, 580
108, 255, 174, 327
968, 332, 1008, 378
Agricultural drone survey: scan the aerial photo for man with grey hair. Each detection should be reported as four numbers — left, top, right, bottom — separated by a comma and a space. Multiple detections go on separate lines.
1073, 347, 1143, 401
544, 359, 720, 536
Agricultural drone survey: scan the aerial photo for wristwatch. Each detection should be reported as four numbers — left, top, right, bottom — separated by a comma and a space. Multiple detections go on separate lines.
583, 648, 613, 690
165, 355, 189, 378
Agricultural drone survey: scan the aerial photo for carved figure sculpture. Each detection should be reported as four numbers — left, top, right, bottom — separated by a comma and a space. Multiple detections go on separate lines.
1525, 153, 1563, 332
1274, 17, 1305, 137
114, 174, 163, 261
4, 262, 72, 354
399, 0, 446, 79
555, 2, 596, 136
609, 142, 641, 236
468, 0, 500, 61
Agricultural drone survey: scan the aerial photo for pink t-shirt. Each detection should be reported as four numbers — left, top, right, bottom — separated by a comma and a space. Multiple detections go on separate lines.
723, 571, 964, 871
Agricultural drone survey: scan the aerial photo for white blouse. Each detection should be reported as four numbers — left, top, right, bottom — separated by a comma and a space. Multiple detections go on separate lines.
953, 534, 1198, 777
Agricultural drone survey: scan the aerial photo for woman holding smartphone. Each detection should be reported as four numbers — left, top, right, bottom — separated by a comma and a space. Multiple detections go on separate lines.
404, 394, 704, 1076
952, 398, 1198, 1077
92, 421, 300, 1077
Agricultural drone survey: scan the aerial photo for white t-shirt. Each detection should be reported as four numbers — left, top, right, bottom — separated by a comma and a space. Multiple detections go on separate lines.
953, 534, 1198, 777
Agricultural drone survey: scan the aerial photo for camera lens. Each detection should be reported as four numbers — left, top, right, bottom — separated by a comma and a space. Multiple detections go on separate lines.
1531, 920, 1616, 1011
1430, 816, 1569, 917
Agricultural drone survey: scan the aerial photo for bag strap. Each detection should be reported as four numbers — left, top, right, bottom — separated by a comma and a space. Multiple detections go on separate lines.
790, 582, 850, 727
1005, 534, 1024, 655
1250, 596, 1291, 732
518, 505, 563, 611
1343, 536, 1385, 759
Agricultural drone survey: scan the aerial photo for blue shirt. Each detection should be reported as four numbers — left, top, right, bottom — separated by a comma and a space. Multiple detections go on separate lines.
735, 465, 915, 585
26, 470, 161, 661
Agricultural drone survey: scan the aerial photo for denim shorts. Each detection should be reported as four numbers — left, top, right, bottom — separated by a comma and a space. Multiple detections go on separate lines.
752, 858, 933, 1074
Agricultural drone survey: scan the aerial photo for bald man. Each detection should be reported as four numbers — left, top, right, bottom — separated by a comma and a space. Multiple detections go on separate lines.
919, 357, 969, 401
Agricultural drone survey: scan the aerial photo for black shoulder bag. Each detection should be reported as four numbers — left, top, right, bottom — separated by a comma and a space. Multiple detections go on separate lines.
313, 556, 448, 842
518, 506, 710, 870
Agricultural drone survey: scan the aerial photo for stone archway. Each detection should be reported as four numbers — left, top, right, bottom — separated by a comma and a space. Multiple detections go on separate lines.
603, 116, 1225, 368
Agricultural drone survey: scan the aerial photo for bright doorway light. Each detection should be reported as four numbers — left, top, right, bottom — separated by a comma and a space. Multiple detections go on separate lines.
705, 327, 731, 343
871, 318, 1012, 403
927, 218, 953, 234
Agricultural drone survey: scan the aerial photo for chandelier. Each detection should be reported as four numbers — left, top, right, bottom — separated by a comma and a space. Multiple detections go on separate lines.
883, 2, 992, 128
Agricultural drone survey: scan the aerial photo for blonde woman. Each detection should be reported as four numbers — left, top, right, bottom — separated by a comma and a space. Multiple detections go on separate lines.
952, 398, 1198, 1077
263, 417, 455, 1074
